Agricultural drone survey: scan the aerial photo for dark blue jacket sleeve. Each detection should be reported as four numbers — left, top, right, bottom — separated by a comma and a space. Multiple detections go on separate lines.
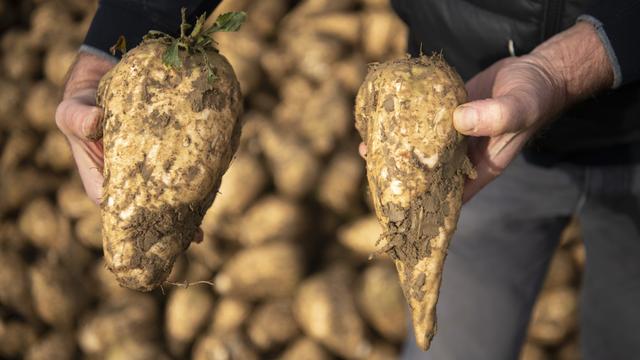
580, 0, 640, 88
83, 0, 222, 59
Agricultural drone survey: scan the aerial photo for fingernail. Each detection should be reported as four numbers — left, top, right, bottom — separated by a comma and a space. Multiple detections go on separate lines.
454, 106, 477, 133
82, 109, 101, 138
81, 116, 94, 137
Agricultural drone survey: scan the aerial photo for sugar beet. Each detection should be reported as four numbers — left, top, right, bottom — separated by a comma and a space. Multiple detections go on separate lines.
355, 55, 475, 350
97, 12, 245, 291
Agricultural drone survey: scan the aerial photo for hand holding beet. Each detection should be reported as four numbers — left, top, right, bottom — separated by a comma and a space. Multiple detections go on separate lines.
55, 52, 114, 205
88, 10, 246, 291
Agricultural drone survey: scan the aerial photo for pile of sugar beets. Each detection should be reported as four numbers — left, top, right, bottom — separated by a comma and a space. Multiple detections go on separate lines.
0, 0, 586, 359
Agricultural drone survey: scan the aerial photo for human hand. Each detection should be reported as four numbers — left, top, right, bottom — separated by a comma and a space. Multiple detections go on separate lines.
454, 22, 613, 202
359, 22, 613, 203
56, 52, 115, 205
452, 55, 565, 202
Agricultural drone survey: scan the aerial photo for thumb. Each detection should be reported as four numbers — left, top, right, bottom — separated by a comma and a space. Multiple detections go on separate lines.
55, 98, 103, 141
358, 142, 367, 159
453, 94, 532, 137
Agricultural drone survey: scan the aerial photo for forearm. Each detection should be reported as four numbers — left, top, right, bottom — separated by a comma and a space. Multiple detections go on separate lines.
530, 22, 614, 107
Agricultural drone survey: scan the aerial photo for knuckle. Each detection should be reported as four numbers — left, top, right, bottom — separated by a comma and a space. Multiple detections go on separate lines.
510, 93, 537, 126
54, 101, 70, 131
486, 163, 505, 177
492, 96, 523, 134
480, 101, 509, 135
501, 56, 519, 67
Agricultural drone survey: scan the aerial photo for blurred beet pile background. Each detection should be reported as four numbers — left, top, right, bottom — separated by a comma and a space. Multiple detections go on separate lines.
0, 0, 585, 358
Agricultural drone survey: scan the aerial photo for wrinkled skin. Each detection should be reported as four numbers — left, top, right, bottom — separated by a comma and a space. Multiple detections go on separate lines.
98, 41, 242, 291
355, 55, 475, 350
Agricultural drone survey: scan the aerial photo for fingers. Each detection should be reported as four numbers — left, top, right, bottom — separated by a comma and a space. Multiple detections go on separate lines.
64, 130, 105, 205
461, 131, 532, 204
70, 140, 104, 205
453, 94, 533, 137
358, 142, 367, 159
56, 98, 103, 141
461, 157, 503, 204
58, 55, 113, 205
193, 228, 204, 244
56, 96, 105, 204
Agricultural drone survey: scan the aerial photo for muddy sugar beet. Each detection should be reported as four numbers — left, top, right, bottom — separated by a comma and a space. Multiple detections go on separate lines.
355, 55, 476, 350
97, 12, 245, 291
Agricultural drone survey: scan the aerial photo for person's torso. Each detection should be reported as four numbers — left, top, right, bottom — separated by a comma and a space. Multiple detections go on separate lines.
391, 0, 640, 165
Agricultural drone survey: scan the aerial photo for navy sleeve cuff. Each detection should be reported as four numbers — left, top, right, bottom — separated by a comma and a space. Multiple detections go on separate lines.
83, 0, 222, 60
79, 44, 118, 63
580, 1, 640, 87
577, 15, 623, 89
84, 1, 165, 59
